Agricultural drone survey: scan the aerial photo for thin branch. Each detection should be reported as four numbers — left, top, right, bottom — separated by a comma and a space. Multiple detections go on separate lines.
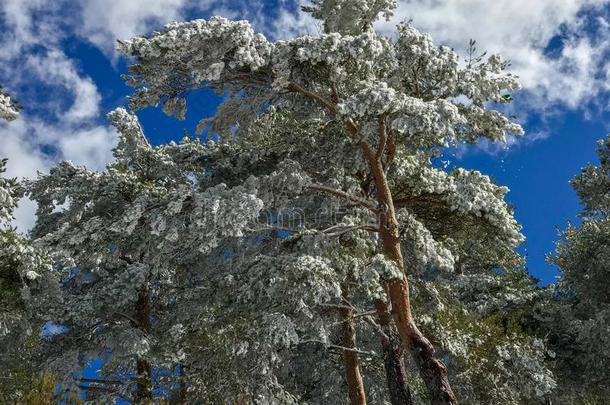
308, 184, 379, 213
318, 304, 377, 319
287, 81, 380, 167
113, 311, 140, 328
376, 115, 387, 160
330, 85, 339, 104
341, 297, 360, 311
322, 224, 379, 237
328, 344, 377, 356
363, 315, 391, 342
393, 193, 445, 209
319, 303, 359, 311
78, 377, 124, 386
353, 310, 380, 318
299, 340, 378, 357
288, 81, 337, 114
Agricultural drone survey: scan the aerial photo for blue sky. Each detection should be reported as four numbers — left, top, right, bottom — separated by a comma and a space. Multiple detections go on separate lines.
1, 0, 610, 284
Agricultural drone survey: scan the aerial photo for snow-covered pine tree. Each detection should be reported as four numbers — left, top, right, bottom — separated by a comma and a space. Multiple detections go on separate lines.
119, 0, 534, 402
28, 107, 270, 402
27, 1, 557, 403
0, 92, 66, 403
543, 134, 610, 403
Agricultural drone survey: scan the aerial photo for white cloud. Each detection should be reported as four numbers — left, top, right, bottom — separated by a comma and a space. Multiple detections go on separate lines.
268, 0, 610, 156
1, 0, 610, 230
271, 5, 319, 39
79, 0, 195, 56
26, 50, 101, 122
55, 125, 118, 170
0, 0, 52, 57
0, 1, 119, 233
0, 116, 117, 233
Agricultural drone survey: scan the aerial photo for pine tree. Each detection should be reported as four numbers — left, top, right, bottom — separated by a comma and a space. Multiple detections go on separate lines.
543, 134, 610, 403
26, 1, 557, 403
0, 98, 64, 402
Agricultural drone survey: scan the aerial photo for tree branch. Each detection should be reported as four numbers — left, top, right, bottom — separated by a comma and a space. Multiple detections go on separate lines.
287, 81, 377, 164
299, 340, 378, 357
322, 224, 379, 237
377, 115, 387, 160
308, 184, 379, 213
78, 377, 124, 386
384, 131, 397, 174
288, 82, 337, 114
393, 193, 445, 209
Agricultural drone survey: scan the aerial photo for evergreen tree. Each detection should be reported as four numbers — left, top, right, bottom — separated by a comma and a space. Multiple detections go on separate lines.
25, 1, 559, 403
543, 134, 610, 403
0, 95, 65, 402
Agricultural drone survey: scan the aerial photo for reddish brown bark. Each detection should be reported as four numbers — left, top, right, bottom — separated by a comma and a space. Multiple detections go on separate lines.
376, 301, 414, 405
386, 279, 456, 404
135, 283, 152, 333
365, 143, 457, 405
287, 82, 458, 404
340, 306, 368, 405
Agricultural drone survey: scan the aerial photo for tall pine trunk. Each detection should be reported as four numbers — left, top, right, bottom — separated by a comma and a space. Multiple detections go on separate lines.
376, 301, 414, 405
134, 283, 153, 403
367, 153, 458, 405
340, 303, 367, 405
293, 79, 458, 404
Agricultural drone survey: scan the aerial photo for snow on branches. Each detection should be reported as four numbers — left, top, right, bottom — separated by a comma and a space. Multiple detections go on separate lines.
0, 87, 19, 121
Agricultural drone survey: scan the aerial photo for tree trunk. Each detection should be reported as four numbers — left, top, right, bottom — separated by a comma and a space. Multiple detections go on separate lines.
385, 279, 455, 405
340, 306, 368, 405
376, 301, 414, 405
367, 155, 458, 405
134, 283, 153, 403
290, 81, 457, 404
135, 358, 153, 403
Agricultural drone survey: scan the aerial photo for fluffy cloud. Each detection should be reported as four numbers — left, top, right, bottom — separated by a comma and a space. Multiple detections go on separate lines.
25, 50, 101, 122
0, 1, 118, 232
79, 0, 201, 56
265, 0, 610, 155
0, 116, 117, 231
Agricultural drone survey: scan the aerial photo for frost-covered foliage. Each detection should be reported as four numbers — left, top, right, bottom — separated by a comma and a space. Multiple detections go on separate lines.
571, 134, 610, 219
25, 1, 554, 403
439, 272, 555, 403
541, 135, 610, 402
302, 0, 396, 35
0, 159, 19, 225
0, 86, 20, 121
0, 159, 62, 403
27, 108, 279, 401
118, 1, 522, 148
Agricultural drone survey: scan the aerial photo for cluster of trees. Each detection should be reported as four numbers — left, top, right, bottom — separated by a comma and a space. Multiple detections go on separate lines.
0, 0, 608, 403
